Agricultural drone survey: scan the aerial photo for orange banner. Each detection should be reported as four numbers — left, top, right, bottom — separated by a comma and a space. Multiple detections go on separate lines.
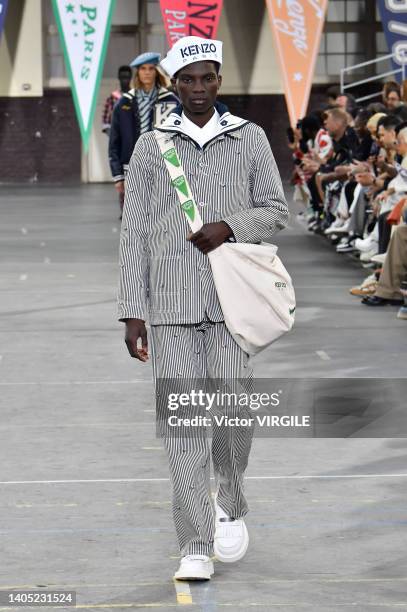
265, 0, 328, 126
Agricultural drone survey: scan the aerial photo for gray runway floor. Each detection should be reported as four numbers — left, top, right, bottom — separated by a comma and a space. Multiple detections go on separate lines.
1, 185, 407, 611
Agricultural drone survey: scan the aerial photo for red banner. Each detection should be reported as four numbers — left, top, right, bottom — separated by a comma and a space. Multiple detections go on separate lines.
159, 1, 223, 47
265, 0, 328, 127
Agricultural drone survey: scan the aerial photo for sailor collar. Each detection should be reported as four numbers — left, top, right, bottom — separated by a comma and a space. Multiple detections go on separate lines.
123, 86, 168, 101
154, 101, 248, 149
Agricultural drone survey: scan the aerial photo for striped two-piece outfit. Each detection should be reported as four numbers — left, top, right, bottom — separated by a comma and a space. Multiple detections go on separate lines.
118, 101, 288, 556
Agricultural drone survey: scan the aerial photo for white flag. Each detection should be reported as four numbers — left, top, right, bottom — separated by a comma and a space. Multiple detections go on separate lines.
52, 0, 116, 151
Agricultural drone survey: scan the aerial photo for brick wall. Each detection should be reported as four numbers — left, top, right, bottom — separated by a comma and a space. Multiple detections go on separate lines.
0, 89, 81, 183
220, 94, 292, 181
0, 86, 333, 184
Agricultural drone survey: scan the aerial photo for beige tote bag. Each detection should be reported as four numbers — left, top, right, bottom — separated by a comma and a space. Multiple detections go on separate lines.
155, 130, 296, 355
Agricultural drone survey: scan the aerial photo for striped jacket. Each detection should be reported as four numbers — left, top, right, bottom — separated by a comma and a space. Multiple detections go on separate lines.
117, 102, 288, 325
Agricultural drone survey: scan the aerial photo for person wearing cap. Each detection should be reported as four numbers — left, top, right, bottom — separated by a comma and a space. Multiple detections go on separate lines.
108, 51, 178, 217
118, 37, 288, 580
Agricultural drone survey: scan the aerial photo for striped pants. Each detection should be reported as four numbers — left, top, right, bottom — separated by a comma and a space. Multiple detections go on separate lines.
150, 318, 255, 557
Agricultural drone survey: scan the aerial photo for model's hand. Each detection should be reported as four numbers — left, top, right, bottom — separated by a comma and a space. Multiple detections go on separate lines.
124, 318, 149, 362
115, 180, 125, 195
187, 221, 233, 254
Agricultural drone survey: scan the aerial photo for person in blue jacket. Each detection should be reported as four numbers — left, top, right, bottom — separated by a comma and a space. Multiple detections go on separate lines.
109, 51, 178, 217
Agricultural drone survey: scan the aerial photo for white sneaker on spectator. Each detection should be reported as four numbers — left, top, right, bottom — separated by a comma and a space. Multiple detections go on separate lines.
354, 235, 379, 253
370, 253, 386, 264
324, 218, 347, 235
397, 306, 407, 320
331, 218, 351, 234
173, 555, 214, 581
362, 273, 378, 286
360, 247, 379, 262
336, 239, 356, 253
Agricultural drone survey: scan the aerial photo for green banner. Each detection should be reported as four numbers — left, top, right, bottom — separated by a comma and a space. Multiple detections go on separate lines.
52, 0, 116, 151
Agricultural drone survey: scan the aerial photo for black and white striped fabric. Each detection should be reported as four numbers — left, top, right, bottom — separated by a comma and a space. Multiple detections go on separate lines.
118, 104, 289, 325
136, 87, 158, 134
150, 316, 254, 557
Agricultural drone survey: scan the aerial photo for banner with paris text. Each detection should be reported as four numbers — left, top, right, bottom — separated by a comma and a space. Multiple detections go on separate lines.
52, 0, 116, 151
265, 0, 328, 127
159, 0, 223, 47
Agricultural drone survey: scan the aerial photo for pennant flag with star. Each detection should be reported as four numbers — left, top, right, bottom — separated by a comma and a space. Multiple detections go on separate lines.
52, 0, 116, 151
265, 0, 328, 127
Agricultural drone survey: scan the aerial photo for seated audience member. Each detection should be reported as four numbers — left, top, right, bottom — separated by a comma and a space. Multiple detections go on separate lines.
361, 219, 407, 309
382, 81, 401, 102
291, 113, 333, 207
325, 85, 340, 107
354, 122, 407, 258
353, 109, 373, 161
302, 108, 358, 228
383, 82, 403, 111
286, 80, 407, 319
336, 93, 359, 118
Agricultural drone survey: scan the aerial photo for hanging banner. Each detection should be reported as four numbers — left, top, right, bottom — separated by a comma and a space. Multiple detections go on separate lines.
159, 0, 223, 47
265, 0, 328, 127
377, 1, 407, 83
52, 0, 116, 151
0, 0, 8, 41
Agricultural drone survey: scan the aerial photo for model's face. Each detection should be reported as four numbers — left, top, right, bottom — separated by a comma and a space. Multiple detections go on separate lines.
171, 62, 221, 115
137, 64, 157, 88
378, 126, 397, 149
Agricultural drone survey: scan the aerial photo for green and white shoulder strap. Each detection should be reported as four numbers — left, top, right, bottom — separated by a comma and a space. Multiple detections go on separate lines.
154, 130, 203, 233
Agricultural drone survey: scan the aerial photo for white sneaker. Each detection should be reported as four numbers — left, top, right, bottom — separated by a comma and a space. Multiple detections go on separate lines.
354, 235, 379, 253
370, 253, 386, 264
324, 218, 347, 235
173, 555, 214, 581
362, 272, 378, 285
331, 218, 350, 234
360, 247, 379, 262
213, 492, 249, 563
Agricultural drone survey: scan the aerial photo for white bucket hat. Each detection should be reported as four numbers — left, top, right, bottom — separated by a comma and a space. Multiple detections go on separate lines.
160, 36, 223, 78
